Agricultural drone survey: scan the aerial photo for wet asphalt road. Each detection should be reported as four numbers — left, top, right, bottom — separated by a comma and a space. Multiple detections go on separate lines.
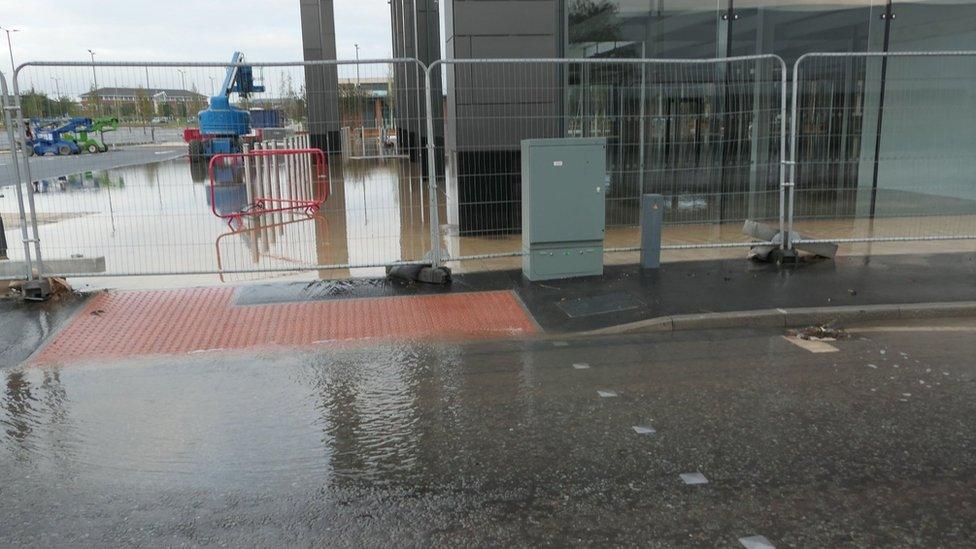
1, 319, 974, 547
0, 146, 186, 187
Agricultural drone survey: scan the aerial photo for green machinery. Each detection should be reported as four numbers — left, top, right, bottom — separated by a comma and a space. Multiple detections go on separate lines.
63, 117, 119, 153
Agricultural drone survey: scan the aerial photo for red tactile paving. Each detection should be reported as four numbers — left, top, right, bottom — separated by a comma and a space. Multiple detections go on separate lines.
32, 288, 537, 365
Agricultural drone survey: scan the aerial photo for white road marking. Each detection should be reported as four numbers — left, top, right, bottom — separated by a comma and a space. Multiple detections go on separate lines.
597, 390, 618, 398
739, 535, 775, 549
632, 425, 655, 435
783, 335, 838, 353
572, 363, 590, 369
680, 472, 708, 485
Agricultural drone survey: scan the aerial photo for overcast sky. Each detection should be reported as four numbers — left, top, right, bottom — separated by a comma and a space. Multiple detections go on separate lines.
1, 0, 395, 72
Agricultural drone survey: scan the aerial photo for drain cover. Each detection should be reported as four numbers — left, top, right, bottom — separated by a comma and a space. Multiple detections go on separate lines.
556, 291, 643, 318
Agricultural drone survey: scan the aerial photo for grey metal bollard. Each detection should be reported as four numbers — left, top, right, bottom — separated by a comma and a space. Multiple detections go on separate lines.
0, 214, 7, 259
640, 194, 665, 270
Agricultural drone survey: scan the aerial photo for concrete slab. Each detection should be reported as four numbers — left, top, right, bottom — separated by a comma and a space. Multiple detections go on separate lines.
0, 257, 105, 278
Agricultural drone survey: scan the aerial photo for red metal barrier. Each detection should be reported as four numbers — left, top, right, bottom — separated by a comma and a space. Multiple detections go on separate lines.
208, 148, 329, 227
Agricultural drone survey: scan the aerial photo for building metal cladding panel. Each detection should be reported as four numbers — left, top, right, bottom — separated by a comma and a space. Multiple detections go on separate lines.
522, 138, 607, 246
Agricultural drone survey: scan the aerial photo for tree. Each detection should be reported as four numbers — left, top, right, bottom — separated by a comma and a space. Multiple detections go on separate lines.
568, 0, 620, 44
19, 89, 82, 118
135, 87, 153, 123
56, 96, 81, 117
21, 88, 53, 118
187, 84, 207, 117
278, 73, 307, 126
338, 82, 368, 128
85, 85, 104, 117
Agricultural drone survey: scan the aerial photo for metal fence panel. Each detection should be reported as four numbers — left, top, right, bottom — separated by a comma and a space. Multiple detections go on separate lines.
426, 55, 787, 265
0, 70, 38, 281
12, 59, 432, 280
788, 52, 976, 249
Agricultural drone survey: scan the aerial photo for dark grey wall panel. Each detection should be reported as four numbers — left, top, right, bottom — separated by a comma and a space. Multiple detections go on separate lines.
300, 0, 341, 151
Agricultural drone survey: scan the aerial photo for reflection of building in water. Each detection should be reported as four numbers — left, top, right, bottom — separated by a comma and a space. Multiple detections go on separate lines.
2, 369, 71, 461
423, 1, 976, 233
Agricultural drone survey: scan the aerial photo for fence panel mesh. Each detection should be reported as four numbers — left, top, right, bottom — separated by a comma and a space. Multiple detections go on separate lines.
428, 56, 786, 265
0, 71, 37, 281
12, 60, 432, 280
789, 52, 976, 249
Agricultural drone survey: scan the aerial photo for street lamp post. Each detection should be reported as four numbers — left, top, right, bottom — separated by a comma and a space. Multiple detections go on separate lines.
355, 43, 360, 86
51, 77, 63, 117
87, 49, 99, 116
355, 43, 364, 153
1, 27, 18, 76
176, 69, 188, 119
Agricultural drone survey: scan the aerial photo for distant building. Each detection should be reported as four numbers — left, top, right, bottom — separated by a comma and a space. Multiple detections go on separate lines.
336, 76, 392, 129
81, 87, 205, 106
80, 87, 207, 118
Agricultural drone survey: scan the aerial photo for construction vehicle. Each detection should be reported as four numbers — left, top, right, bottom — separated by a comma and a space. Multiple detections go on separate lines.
63, 117, 119, 153
25, 117, 89, 156
186, 51, 264, 160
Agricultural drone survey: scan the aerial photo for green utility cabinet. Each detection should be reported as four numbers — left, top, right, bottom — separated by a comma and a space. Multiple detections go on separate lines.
521, 137, 607, 281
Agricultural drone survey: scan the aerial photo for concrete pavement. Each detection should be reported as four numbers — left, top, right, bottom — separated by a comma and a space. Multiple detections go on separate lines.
1, 317, 974, 546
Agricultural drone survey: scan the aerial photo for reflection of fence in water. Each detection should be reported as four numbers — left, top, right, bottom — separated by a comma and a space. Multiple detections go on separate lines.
214, 214, 327, 283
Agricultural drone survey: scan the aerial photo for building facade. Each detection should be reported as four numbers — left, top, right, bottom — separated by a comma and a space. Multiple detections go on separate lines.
439, 0, 976, 234
300, 0, 341, 152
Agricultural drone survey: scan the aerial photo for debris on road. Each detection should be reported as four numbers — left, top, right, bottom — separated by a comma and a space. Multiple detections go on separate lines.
789, 322, 850, 341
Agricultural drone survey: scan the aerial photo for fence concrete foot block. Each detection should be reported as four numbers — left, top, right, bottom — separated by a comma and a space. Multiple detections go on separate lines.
386, 264, 451, 285
0, 257, 106, 278
22, 278, 53, 301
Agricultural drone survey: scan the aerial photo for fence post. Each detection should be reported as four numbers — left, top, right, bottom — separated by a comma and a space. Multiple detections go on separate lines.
786, 55, 807, 252
423, 61, 441, 267
0, 70, 34, 281
10, 68, 45, 277
777, 56, 789, 251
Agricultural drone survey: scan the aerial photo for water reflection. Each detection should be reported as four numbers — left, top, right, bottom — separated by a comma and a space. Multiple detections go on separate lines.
0, 341, 535, 490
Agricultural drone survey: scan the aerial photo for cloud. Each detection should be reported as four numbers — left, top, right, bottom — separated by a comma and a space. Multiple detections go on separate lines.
1, 0, 393, 73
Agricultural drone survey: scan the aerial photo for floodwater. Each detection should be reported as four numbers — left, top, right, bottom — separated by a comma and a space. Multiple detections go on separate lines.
0, 153, 435, 288
2, 326, 976, 545
1, 346, 440, 490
